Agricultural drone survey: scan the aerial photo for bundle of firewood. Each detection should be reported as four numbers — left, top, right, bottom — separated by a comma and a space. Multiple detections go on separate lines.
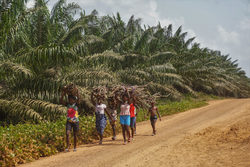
62, 83, 79, 97
91, 86, 107, 103
96, 85, 159, 109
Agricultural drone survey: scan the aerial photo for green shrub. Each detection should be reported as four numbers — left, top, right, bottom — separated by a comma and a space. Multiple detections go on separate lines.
0, 116, 120, 167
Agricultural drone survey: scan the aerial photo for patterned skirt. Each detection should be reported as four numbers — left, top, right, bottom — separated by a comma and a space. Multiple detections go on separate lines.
95, 113, 107, 135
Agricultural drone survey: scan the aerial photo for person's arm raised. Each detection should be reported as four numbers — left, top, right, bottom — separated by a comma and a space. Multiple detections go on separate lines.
145, 108, 150, 119
76, 89, 80, 105
115, 94, 122, 106
105, 108, 113, 122
60, 90, 67, 106
91, 93, 96, 106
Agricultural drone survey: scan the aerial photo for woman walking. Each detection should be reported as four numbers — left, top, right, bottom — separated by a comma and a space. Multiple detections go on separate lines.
91, 93, 112, 144
60, 84, 80, 152
118, 93, 131, 145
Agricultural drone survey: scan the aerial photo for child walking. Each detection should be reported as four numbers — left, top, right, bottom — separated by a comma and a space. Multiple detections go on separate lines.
148, 101, 161, 136
130, 99, 136, 139
60, 87, 80, 152
134, 112, 137, 135
119, 94, 131, 145
108, 98, 118, 140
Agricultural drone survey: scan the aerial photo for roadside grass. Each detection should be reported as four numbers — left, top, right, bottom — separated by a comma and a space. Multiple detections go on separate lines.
136, 93, 220, 122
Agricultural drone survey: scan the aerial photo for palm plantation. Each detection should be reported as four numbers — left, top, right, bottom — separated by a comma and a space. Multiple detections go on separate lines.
1, 1, 250, 166
0, 0, 250, 123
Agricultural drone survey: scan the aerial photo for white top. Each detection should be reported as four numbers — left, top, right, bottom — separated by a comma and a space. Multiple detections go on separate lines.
120, 103, 130, 116
96, 104, 106, 114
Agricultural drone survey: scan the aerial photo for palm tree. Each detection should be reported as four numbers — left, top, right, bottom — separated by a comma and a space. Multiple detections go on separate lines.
0, 0, 249, 124
0, 0, 96, 123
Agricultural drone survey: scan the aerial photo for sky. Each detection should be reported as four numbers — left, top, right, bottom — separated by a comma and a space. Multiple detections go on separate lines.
27, 0, 250, 77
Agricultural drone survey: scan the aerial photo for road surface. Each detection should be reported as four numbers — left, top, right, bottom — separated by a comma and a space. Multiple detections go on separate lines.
20, 99, 250, 167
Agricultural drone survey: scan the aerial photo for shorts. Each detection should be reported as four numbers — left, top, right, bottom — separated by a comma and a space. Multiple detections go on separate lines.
150, 115, 157, 124
66, 121, 79, 132
120, 115, 130, 126
130, 117, 136, 128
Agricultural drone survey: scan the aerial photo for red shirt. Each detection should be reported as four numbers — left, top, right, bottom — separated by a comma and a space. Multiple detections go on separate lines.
130, 103, 136, 117
67, 108, 76, 118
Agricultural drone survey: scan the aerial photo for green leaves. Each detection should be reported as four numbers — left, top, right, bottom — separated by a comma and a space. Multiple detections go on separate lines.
17, 45, 77, 72
16, 98, 67, 121
0, 98, 67, 123
0, 99, 43, 123
0, 61, 32, 79
0, 0, 249, 124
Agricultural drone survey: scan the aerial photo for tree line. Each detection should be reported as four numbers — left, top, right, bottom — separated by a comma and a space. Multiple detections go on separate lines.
0, 0, 249, 124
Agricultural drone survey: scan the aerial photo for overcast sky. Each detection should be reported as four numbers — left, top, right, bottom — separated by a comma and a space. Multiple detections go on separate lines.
28, 0, 250, 77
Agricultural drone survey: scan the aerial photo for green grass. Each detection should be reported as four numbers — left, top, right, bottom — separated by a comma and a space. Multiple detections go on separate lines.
0, 94, 220, 167
136, 94, 217, 122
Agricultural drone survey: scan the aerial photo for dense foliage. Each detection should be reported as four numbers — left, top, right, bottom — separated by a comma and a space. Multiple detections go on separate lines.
0, 0, 250, 123
0, 116, 109, 166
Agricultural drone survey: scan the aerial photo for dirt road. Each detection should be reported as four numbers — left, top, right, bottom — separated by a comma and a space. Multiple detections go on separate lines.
21, 99, 250, 167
